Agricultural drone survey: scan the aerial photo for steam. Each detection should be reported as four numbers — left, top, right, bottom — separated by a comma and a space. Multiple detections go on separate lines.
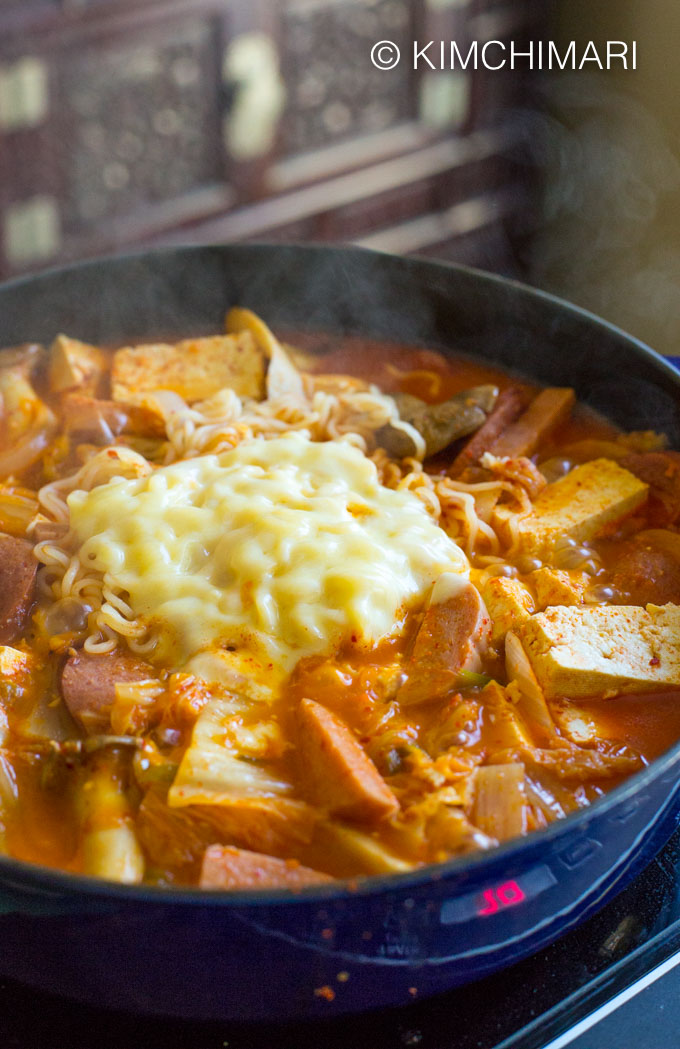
524, 73, 680, 354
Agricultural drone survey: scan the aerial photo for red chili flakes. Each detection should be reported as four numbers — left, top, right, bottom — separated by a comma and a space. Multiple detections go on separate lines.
321, 927, 334, 940
314, 985, 336, 1001
650, 656, 661, 666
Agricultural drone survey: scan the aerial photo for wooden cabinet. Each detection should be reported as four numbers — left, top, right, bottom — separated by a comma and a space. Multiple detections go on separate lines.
0, 0, 544, 280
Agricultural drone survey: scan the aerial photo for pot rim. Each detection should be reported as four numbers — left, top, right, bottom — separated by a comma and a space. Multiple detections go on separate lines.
1, 242, 679, 908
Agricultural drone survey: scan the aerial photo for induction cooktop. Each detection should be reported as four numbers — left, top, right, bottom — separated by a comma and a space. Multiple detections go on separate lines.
1, 817, 680, 1049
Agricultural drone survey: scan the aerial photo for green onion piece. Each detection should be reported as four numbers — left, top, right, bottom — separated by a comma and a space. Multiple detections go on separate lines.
457, 671, 492, 689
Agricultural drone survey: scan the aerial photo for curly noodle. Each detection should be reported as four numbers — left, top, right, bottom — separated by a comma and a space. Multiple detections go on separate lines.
33, 362, 530, 654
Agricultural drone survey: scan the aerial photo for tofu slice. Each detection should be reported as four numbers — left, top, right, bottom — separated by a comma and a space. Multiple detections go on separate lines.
480, 576, 534, 644
498, 459, 648, 555
48, 335, 105, 395
549, 698, 601, 744
479, 681, 535, 750
0, 645, 38, 744
513, 603, 680, 699
0, 644, 34, 682
530, 568, 589, 610
111, 332, 266, 404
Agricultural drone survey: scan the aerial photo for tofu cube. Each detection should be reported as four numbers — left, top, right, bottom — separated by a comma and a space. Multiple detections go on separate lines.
480, 576, 534, 644
549, 698, 600, 744
496, 460, 648, 555
530, 568, 589, 609
111, 332, 266, 404
513, 603, 680, 699
48, 335, 105, 395
0, 645, 36, 741
0, 645, 33, 681
480, 680, 534, 750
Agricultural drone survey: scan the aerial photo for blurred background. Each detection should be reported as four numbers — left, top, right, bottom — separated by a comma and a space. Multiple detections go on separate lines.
1, 0, 679, 354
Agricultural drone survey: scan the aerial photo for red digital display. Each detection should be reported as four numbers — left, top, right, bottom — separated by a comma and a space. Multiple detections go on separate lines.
477, 880, 526, 916
441, 866, 555, 925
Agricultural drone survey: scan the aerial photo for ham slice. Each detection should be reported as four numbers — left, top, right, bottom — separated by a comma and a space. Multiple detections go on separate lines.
200, 844, 333, 889
296, 698, 399, 822
491, 388, 575, 459
449, 386, 527, 477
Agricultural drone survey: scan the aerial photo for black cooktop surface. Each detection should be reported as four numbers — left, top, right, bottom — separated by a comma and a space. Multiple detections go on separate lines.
3, 823, 680, 1049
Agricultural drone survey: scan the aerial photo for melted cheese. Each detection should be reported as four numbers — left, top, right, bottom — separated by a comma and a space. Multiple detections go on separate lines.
68, 433, 468, 671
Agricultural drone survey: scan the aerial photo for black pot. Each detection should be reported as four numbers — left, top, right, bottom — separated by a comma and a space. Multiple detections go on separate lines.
0, 244, 679, 1021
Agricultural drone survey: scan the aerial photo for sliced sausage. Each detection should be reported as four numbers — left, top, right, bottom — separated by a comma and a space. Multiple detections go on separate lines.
61, 649, 156, 735
296, 698, 399, 823
200, 844, 333, 890
609, 528, 680, 606
398, 580, 491, 706
620, 452, 680, 526
0, 533, 37, 643
449, 386, 527, 477
491, 387, 575, 459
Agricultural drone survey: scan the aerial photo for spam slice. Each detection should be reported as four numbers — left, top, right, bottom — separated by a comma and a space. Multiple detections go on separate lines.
511, 603, 680, 700
491, 387, 575, 459
111, 332, 265, 404
296, 698, 399, 823
497, 459, 648, 555
200, 844, 333, 889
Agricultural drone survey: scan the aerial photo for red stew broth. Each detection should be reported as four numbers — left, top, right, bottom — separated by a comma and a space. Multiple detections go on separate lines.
2, 331, 677, 882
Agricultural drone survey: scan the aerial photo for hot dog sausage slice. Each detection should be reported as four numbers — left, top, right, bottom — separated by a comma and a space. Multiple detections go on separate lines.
61, 649, 156, 735
0, 533, 37, 643
296, 698, 399, 823
398, 580, 491, 706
